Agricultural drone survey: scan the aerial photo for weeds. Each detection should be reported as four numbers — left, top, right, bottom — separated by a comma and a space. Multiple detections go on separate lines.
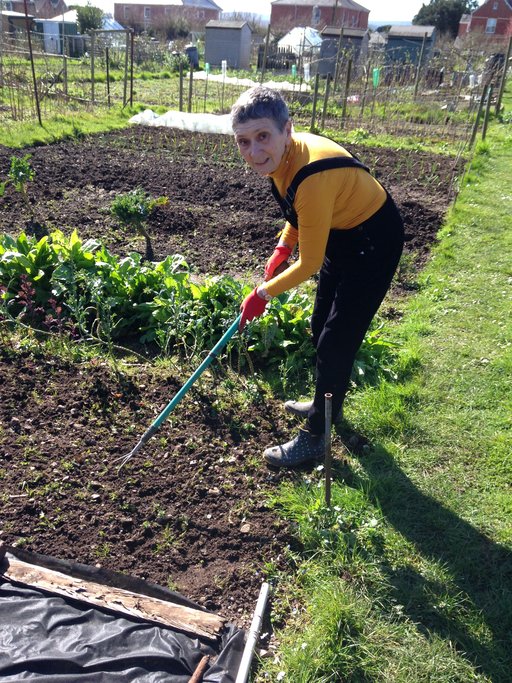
0, 155, 36, 221
110, 188, 168, 261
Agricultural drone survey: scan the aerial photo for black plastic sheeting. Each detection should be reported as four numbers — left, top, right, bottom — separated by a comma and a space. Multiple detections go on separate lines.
0, 548, 245, 682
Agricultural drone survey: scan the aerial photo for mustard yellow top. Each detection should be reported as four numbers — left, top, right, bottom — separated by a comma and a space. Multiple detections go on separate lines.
264, 132, 386, 297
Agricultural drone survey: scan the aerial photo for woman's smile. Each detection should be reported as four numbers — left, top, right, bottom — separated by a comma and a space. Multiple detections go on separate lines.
234, 117, 292, 176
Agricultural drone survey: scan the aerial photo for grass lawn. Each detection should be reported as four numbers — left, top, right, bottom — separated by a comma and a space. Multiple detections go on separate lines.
257, 89, 511, 682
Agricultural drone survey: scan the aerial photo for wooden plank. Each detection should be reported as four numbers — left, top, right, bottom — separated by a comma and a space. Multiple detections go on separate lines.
1, 556, 224, 641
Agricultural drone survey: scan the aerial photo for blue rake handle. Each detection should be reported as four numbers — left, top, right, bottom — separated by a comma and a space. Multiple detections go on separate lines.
117, 314, 242, 469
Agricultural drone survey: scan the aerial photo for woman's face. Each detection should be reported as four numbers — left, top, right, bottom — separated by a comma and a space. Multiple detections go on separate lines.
233, 117, 292, 176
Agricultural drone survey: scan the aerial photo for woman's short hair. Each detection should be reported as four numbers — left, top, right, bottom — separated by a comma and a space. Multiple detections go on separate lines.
231, 86, 290, 132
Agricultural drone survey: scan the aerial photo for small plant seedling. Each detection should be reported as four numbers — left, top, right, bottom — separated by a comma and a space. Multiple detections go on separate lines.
110, 188, 168, 261
0, 155, 36, 221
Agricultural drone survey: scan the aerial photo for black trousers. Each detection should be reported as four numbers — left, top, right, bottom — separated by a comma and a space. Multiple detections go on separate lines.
306, 192, 404, 435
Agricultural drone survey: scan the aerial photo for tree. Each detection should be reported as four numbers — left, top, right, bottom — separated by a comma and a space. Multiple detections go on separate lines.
413, 0, 478, 38
74, 4, 104, 35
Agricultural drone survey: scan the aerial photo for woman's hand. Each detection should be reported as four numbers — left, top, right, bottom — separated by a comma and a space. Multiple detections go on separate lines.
264, 245, 292, 281
239, 287, 269, 331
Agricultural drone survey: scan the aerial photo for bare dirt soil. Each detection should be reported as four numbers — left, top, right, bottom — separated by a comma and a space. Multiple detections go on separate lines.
0, 127, 460, 629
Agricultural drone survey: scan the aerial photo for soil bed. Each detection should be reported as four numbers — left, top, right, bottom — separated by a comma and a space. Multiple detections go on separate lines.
0, 127, 460, 628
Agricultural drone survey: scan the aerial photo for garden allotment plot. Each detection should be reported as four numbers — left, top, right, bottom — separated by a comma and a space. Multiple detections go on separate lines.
0, 126, 461, 627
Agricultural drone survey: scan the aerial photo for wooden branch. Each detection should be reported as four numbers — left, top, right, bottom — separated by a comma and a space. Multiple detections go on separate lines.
189, 655, 210, 682
1, 555, 224, 641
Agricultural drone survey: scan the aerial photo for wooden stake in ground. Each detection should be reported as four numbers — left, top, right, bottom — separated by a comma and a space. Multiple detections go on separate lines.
324, 393, 333, 507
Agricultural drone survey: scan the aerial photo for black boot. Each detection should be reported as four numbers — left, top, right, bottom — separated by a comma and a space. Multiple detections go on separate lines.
264, 428, 325, 468
284, 399, 342, 422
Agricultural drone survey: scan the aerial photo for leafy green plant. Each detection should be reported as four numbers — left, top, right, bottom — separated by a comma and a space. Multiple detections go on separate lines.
110, 188, 168, 261
0, 230, 398, 380
0, 155, 36, 221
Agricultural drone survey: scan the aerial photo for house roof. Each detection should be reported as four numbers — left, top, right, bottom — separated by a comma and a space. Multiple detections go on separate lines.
114, 0, 181, 5
183, 0, 222, 9
206, 20, 250, 29
113, 0, 221, 8
388, 25, 436, 38
1, 9, 34, 17
321, 26, 368, 37
483, 0, 512, 9
271, 0, 369, 12
40, 8, 125, 29
103, 14, 125, 30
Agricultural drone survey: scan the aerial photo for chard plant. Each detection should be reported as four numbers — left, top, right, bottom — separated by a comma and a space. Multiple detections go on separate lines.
110, 188, 168, 261
0, 155, 36, 222
0, 230, 398, 383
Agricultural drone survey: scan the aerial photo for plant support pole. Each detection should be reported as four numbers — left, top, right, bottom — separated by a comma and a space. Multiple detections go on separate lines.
106, 48, 110, 107
310, 72, 320, 132
324, 393, 333, 507
260, 23, 271, 84
179, 61, 184, 111
341, 57, 352, 128
235, 582, 270, 683
23, 0, 42, 125
333, 27, 344, 94
91, 31, 95, 104
495, 35, 512, 117
320, 72, 332, 130
188, 63, 193, 113
123, 29, 129, 106
481, 84, 493, 141
130, 31, 134, 106
117, 314, 242, 468
413, 32, 427, 100
469, 83, 488, 148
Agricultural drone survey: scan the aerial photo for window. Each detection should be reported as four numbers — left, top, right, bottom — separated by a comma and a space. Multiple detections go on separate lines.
124, 5, 130, 19
485, 17, 497, 33
312, 5, 320, 25
164, 6, 171, 14
493, 1, 498, 9
5, 0, 13, 8
144, 6, 151, 19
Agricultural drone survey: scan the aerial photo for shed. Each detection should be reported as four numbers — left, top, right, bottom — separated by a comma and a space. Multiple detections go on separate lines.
1, 9, 34, 35
318, 26, 369, 76
34, 10, 80, 56
385, 25, 437, 65
204, 20, 252, 69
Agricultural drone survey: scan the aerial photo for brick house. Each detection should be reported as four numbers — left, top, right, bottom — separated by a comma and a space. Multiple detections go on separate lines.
457, 0, 512, 38
114, 0, 221, 33
2, 0, 66, 19
270, 0, 369, 34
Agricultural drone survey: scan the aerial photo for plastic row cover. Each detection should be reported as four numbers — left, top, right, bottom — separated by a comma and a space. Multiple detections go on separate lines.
0, 548, 244, 682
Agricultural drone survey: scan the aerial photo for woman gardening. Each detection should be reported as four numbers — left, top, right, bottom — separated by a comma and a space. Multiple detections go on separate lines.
232, 86, 404, 468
